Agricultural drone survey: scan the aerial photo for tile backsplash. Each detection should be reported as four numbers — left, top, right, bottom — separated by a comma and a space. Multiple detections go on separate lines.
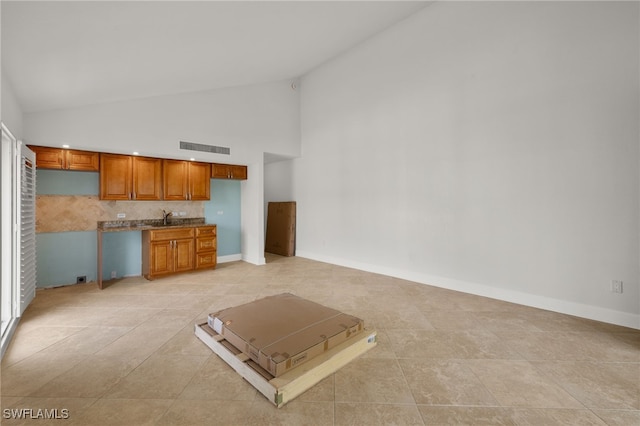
37, 195, 204, 233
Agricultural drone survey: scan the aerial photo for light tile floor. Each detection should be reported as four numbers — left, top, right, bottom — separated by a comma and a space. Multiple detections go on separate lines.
1, 255, 639, 425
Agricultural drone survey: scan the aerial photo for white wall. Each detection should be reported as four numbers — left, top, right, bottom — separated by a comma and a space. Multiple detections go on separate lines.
295, 2, 640, 328
1, 72, 23, 138
264, 158, 295, 233
24, 80, 301, 264
265, 159, 295, 203
23, 80, 300, 163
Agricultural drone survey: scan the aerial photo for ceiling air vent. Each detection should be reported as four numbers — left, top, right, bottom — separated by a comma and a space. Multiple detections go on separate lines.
180, 141, 230, 155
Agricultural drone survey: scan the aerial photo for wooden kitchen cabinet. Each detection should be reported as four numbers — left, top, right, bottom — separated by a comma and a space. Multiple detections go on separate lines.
132, 156, 163, 200
29, 145, 99, 171
142, 227, 196, 280
100, 154, 132, 200
100, 153, 162, 200
189, 162, 211, 200
195, 225, 217, 269
163, 160, 211, 201
212, 163, 247, 180
142, 225, 216, 280
147, 240, 172, 276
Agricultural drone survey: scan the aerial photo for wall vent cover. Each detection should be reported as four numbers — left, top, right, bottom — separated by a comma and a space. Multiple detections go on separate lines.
180, 141, 230, 155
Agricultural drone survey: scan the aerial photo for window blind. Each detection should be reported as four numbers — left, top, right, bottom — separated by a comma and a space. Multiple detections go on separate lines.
19, 145, 36, 315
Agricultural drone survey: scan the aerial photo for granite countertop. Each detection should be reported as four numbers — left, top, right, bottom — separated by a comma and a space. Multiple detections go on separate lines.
98, 217, 210, 232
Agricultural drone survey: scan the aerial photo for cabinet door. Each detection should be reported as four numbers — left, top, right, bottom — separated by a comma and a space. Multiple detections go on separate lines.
212, 163, 247, 180
174, 239, 194, 272
150, 241, 173, 276
132, 157, 162, 200
188, 162, 211, 200
66, 149, 99, 171
31, 146, 65, 169
100, 154, 133, 200
229, 165, 247, 180
163, 160, 188, 200
211, 164, 230, 179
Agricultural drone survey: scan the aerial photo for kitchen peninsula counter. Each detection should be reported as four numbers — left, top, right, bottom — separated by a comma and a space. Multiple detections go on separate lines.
97, 217, 214, 288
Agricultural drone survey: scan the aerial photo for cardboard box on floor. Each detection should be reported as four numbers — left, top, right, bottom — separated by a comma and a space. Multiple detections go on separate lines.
208, 293, 364, 377
265, 202, 296, 256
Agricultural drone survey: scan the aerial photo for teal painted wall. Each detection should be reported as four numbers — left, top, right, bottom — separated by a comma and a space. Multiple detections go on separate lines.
102, 231, 142, 281
204, 179, 242, 256
37, 232, 97, 287
37, 169, 99, 195
36, 170, 102, 287
36, 170, 242, 287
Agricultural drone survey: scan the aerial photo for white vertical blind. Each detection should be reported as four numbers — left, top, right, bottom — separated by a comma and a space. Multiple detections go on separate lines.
19, 145, 36, 315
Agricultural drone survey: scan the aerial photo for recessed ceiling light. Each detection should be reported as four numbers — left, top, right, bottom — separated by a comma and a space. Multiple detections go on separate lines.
133, 151, 139, 155
190, 158, 195, 161
62, 144, 69, 148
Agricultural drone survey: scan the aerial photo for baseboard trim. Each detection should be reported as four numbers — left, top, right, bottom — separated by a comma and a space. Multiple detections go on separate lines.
297, 251, 640, 330
218, 254, 243, 264
241, 254, 266, 266
1, 317, 20, 360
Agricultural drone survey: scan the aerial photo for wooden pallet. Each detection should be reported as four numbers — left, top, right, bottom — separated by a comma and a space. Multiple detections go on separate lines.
194, 322, 377, 407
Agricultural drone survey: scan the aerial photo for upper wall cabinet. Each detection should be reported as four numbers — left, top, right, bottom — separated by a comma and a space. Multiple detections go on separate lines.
163, 160, 211, 201
100, 154, 162, 200
29, 145, 99, 171
212, 163, 248, 180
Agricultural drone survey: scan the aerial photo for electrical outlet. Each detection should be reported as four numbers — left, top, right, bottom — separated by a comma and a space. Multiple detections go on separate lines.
111, 271, 117, 279
611, 280, 623, 294
179, 211, 186, 216
117, 213, 126, 219
217, 210, 224, 215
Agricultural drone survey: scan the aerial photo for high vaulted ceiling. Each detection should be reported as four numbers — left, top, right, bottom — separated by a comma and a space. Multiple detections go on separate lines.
2, 1, 429, 113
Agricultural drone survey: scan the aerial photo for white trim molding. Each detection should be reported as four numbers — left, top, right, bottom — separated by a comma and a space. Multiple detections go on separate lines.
297, 251, 640, 330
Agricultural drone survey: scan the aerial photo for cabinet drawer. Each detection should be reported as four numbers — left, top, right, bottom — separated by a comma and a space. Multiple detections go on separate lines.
196, 237, 217, 253
149, 228, 194, 241
196, 252, 217, 269
196, 226, 216, 237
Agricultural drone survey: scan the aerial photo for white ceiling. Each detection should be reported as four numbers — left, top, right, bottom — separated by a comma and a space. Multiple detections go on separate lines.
2, 1, 429, 113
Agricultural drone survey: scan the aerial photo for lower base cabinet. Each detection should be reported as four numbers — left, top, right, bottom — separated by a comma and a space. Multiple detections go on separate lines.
142, 225, 216, 280
195, 225, 217, 270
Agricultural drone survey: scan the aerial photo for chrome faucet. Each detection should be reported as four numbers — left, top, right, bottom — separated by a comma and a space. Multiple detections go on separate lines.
162, 209, 173, 225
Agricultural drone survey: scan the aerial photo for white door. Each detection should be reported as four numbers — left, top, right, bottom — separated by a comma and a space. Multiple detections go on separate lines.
1, 123, 36, 358
1, 124, 17, 350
